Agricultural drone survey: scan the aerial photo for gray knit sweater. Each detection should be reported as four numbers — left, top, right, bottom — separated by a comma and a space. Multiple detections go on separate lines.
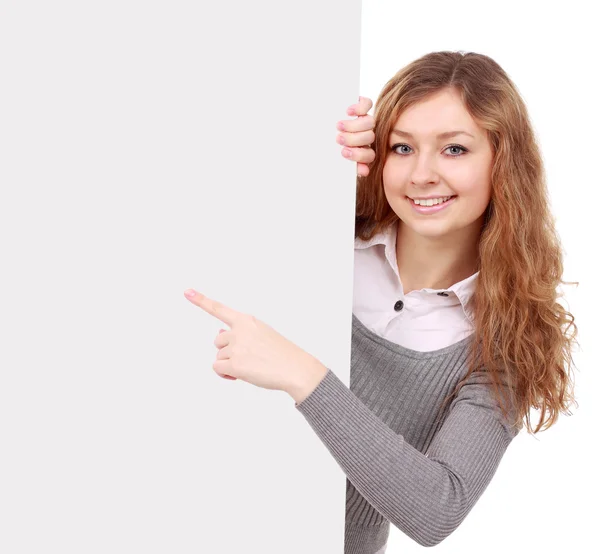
295, 313, 522, 553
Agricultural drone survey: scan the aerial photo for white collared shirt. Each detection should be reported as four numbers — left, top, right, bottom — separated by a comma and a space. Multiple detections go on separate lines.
353, 220, 478, 352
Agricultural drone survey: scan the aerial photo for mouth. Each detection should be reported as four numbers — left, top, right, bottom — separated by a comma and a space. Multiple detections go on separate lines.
406, 195, 458, 213
406, 194, 458, 200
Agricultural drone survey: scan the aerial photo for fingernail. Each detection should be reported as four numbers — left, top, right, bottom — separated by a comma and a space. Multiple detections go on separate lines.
184, 289, 196, 297
342, 148, 352, 158
347, 108, 356, 116
337, 122, 345, 131
337, 135, 345, 145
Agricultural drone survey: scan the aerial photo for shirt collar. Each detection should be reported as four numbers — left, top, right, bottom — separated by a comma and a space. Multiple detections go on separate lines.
355, 221, 479, 324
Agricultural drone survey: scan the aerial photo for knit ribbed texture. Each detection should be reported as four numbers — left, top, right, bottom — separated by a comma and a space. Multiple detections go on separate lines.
296, 314, 521, 552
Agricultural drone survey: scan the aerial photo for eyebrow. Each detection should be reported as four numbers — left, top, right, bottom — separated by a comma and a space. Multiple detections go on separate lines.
390, 129, 475, 140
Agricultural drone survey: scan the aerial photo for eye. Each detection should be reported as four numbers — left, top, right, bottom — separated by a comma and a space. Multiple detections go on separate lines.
390, 143, 469, 157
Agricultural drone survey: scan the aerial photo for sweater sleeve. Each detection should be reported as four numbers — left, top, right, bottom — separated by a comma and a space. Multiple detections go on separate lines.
294, 366, 522, 548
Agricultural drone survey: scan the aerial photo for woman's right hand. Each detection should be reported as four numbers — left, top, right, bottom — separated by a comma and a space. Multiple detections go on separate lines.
336, 96, 376, 177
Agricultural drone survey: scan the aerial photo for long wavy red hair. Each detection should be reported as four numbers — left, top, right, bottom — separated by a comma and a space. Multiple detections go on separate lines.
355, 51, 579, 435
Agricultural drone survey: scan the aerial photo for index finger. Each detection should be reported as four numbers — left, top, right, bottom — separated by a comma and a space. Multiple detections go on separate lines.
184, 290, 236, 327
347, 96, 373, 116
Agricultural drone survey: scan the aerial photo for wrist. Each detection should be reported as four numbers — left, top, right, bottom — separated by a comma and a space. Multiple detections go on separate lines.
287, 359, 328, 405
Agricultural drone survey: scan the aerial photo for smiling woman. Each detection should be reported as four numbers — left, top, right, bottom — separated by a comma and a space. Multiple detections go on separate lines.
383, 87, 495, 255
297, 50, 581, 553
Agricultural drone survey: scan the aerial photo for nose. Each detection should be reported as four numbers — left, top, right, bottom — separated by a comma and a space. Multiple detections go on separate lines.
410, 152, 440, 186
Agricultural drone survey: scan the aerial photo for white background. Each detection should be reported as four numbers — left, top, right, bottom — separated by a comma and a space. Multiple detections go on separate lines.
359, 1, 598, 552
1, 1, 597, 553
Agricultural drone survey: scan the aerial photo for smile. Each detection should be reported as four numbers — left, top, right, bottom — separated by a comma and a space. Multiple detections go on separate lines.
407, 195, 457, 214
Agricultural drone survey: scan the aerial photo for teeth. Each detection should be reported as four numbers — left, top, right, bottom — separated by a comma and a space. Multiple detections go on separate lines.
412, 196, 453, 206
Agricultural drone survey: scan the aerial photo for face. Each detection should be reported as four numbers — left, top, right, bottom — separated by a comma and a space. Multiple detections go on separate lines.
382, 87, 493, 241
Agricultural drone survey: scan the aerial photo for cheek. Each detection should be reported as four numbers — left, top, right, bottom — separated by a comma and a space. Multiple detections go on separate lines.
382, 158, 405, 190
450, 167, 492, 198
456, 180, 493, 220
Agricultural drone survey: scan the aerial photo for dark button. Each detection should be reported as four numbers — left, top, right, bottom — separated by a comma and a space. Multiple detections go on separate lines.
437, 292, 449, 296
394, 300, 404, 311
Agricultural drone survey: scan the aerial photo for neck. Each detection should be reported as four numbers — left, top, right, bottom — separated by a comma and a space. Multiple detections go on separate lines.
395, 218, 482, 294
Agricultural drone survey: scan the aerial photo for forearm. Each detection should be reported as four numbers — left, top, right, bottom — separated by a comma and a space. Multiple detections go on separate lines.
294, 367, 516, 548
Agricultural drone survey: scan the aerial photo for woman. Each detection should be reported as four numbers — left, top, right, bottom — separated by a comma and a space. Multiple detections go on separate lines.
185, 51, 579, 553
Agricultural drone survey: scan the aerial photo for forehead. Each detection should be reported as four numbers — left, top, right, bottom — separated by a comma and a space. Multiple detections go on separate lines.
391, 89, 481, 137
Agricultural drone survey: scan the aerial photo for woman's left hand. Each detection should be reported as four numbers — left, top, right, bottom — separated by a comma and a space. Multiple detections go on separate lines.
184, 289, 328, 402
